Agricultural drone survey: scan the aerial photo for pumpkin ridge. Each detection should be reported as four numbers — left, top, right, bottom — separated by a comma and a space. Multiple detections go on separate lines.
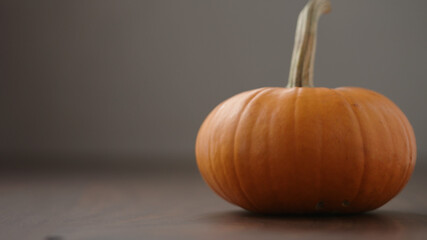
265, 91, 276, 207
333, 89, 366, 209
232, 88, 270, 212
315, 88, 324, 210
204, 107, 234, 203
369, 91, 416, 181
394, 115, 415, 197
368, 91, 414, 201
293, 87, 308, 210
363, 92, 396, 209
293, 87, 301, 191
259, 89, 280, 210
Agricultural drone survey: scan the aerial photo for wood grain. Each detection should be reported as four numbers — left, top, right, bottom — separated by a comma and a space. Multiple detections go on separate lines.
0, 160, 426, 240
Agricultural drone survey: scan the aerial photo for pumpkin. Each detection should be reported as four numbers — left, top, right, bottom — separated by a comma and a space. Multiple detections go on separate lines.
195, 0, 416, 214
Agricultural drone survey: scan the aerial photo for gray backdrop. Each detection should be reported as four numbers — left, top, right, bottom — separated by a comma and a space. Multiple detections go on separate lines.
1, 0, 426, 166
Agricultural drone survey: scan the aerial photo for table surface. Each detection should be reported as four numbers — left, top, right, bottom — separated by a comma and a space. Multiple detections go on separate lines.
1, 160, 426, 240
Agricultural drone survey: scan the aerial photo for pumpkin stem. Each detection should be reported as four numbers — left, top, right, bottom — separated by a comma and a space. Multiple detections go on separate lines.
287, 0, 331, 88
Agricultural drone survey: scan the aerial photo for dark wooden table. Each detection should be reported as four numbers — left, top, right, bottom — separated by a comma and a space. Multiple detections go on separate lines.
1, 160, 426, 240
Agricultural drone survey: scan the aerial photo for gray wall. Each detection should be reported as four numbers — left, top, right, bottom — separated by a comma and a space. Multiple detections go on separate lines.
1, 0, 426, 163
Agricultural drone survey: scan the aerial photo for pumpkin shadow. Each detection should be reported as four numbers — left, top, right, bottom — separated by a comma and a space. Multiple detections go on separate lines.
199, 210, 427, 238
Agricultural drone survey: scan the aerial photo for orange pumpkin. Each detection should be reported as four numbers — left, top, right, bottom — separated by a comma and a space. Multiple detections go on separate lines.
195, 0, 416, 214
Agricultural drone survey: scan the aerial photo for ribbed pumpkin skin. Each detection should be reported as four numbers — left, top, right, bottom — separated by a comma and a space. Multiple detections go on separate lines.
195, 87, 416, 214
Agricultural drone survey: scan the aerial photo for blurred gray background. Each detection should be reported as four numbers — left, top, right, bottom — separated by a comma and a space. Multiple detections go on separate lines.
1, 0, 426, 167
